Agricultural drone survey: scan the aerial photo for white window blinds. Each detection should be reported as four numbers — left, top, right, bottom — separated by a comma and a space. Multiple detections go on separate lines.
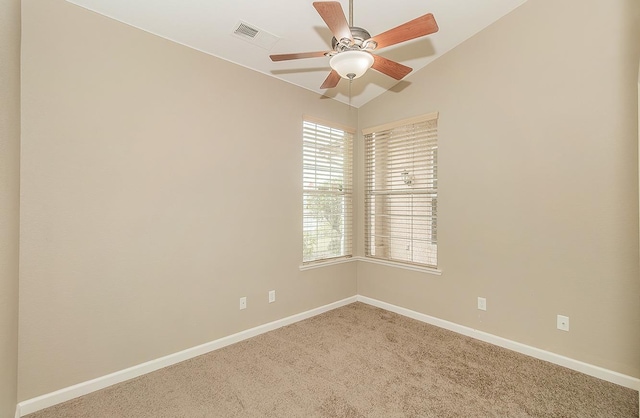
303, 118, 353, 263
364, 113, 438, 268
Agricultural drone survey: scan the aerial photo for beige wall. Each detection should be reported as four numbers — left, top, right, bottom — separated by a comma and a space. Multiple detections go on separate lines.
19, 0, 357, 400
0, 0, 21, 415
358, 0, 640, 377
17, 0, 640, 404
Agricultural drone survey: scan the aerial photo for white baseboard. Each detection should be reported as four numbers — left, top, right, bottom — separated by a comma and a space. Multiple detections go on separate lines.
16, 296, 357, 416
357, 295, 640, 391
17, 294, 639, 416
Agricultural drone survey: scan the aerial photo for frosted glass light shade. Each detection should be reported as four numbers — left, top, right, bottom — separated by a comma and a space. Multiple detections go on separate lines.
330, 51, 374, 80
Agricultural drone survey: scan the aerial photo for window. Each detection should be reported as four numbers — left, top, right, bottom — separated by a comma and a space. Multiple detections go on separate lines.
303, 118, 353, 263
364, 113, 438, 268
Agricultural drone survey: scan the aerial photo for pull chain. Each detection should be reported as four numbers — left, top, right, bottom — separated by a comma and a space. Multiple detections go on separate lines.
348, 0, 354, 111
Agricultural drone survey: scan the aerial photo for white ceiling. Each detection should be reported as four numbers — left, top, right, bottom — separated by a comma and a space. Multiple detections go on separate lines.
65, 0, 527, 108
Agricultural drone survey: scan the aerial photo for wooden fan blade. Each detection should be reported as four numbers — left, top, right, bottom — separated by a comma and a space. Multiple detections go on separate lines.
270, 51, 329, 62
367, 13, 438, 50
320, 70, 341, 89
371, 54, 412, 80
313, 2, 353, 43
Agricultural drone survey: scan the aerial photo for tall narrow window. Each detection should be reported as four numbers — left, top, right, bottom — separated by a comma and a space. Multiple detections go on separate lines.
364, 113, 438, 268
303, 118, 353, 263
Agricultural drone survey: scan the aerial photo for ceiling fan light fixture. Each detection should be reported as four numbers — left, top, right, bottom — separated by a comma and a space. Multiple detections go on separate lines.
330, 50, 374, 80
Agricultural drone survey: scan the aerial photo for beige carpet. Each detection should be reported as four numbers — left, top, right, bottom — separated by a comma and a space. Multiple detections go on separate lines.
26, 302, 638, 417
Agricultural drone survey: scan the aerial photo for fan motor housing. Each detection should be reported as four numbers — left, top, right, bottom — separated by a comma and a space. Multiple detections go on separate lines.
331, 26, 373, 50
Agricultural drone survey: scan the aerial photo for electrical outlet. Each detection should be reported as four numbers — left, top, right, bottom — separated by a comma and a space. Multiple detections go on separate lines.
557, 315, 569, 331
477, 297, 487, 311
239, 297, 247, 310
268, 290, 276, 303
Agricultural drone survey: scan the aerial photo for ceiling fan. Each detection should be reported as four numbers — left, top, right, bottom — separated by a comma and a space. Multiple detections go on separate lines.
269, 1, 439, 89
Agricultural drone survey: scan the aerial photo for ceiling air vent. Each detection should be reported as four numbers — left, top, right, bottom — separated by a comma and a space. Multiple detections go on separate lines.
231, 21, 280, 51
235, 23, 259, 39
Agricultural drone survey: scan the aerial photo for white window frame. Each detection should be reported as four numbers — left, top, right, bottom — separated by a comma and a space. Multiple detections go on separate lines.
302, 116, 354, 265
363, 112, 439, 269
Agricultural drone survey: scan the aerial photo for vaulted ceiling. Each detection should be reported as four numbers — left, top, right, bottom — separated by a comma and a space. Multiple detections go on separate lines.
65, 0, 528, 108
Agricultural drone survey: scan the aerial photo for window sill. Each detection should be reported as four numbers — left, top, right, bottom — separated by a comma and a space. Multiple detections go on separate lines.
299, 257, 354, 271
299, 256, 442, 276
352, 256, 442, 275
